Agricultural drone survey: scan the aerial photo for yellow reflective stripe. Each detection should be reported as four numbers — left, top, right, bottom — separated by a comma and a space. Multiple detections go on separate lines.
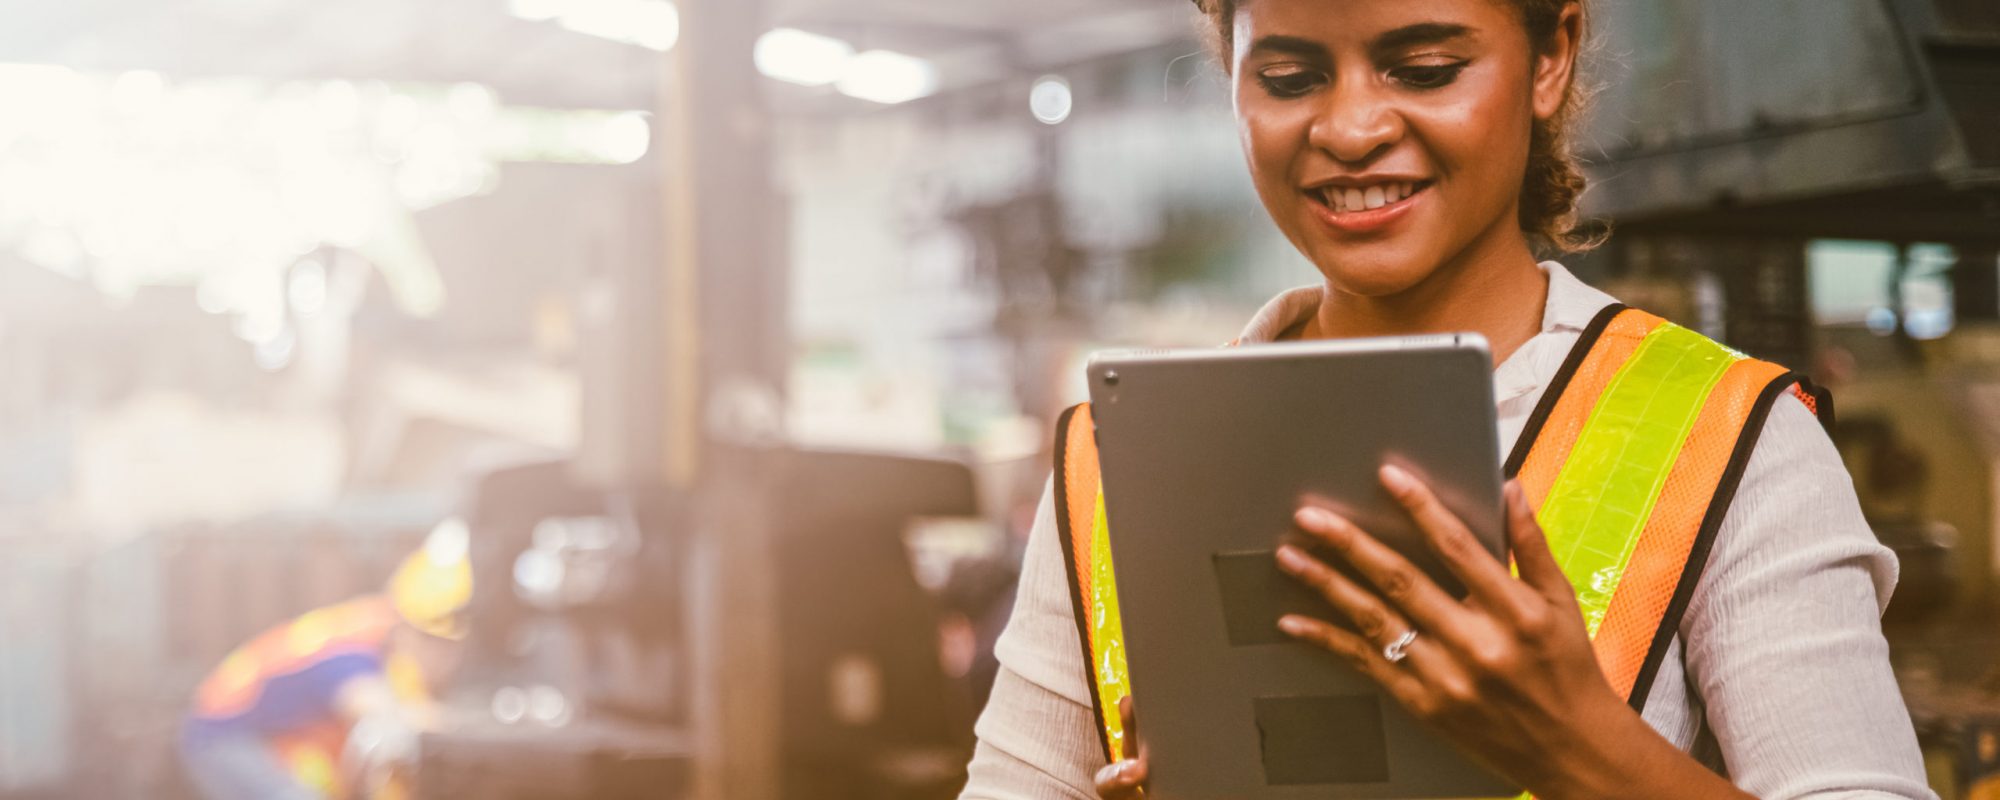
1090, 490, 1133, 760
1536, 323, 1743, 635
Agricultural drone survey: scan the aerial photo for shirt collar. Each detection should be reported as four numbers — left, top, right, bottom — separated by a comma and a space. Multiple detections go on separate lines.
1235, 261, 1615, 344
1492, 262, 1618, 402
1234, 262, 1620, 404
1540, 260, 1618, 334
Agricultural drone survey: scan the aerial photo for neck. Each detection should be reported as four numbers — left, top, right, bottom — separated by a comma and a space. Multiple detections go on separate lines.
1302, 221, 1548, 365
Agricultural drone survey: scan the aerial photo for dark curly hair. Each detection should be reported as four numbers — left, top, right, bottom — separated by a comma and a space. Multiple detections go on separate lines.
1195, 0, 1600, 254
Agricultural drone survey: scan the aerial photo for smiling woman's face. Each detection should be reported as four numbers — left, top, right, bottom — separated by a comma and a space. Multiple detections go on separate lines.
1231, 0, 1572, 298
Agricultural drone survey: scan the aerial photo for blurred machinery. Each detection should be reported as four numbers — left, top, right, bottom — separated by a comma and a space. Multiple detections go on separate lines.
411, 449, 980, 800
414, 459, 691, 799
1585, 0, 1999, 245
1579, 0, 2000, 365
766, 450, 979, 799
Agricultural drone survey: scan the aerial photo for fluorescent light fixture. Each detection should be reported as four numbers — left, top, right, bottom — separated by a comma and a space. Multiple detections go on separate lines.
754, 28, 855, 87
506, 0, 566, 22
835, 50, 938, 105
488, 107, 653, 164
510, 0, 681, 52
1029, 75, 1072, 125
599, 112, 652, 163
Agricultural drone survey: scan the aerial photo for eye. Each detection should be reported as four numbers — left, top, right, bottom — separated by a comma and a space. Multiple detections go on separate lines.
1256, 66, 1326, 98
1389, 61, 1469, 90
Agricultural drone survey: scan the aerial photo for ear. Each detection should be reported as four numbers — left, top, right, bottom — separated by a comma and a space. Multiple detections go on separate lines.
1531, 3, 1584, 122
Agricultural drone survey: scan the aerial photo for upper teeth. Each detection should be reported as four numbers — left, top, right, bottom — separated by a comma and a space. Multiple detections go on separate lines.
1325, 182, 1416, 212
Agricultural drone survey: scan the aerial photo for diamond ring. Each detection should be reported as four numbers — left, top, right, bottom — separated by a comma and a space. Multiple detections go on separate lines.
1382, 629, 1419, 664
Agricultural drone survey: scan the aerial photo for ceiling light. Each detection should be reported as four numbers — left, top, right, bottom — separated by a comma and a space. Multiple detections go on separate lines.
754, 28, 855, 87
1030, 75, 1072, 125
835, 50, 938, 105
506, 0, 565, 21
510, 0, 680, 52
599, 112, 652, 163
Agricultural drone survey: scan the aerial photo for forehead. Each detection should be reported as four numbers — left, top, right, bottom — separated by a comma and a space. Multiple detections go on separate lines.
1233, 0, 1522, 44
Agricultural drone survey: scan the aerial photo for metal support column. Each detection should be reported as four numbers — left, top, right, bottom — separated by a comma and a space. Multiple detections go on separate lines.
660, 1, 787, 798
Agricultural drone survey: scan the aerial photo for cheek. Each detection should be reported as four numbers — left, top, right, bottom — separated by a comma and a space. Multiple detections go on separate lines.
1414, 80, 1535, 204
1235, 102, 1309, 197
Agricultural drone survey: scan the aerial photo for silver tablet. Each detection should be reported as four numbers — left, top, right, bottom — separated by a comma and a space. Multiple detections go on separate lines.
1086, 333, 1516, 799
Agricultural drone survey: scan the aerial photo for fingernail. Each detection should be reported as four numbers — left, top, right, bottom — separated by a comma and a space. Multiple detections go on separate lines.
1113, 761, 1130, 780
1379, 464, 1414, 491
1275, 545, 1307, 571
1295, 506, 1335, 530
1277, 615, 1307, 635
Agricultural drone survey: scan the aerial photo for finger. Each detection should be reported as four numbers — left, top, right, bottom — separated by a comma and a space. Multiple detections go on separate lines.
1377, 464, 1519, 608
1093, 758, 1148, 799
1278, 613, 1431, 708
1095, 696, 1147, 798
1503, 481, 1575, 606
1117, 694, 1142, 763
1274, 545, 1457, 678
1276, 544, 1414, 644
1290, 505, 1462, 632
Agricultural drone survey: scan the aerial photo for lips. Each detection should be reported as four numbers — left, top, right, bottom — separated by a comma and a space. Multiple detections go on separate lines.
1306, 180, 1433, 214
1302, 179, 1433, 234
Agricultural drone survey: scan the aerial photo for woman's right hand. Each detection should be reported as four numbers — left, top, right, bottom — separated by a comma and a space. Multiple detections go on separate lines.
1093, 696, 1149, 798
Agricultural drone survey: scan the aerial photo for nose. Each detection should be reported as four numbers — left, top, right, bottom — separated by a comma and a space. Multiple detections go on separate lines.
1305, 78, 1404, 165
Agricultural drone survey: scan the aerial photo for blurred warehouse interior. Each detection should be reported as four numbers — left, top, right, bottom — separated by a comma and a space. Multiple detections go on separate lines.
0, 0, 1998, 797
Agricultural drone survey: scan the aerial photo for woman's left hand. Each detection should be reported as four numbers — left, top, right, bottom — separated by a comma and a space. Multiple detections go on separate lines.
1274, 465, 1645, 795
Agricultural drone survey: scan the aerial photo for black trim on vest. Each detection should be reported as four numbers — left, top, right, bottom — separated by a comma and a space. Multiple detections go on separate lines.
1051, 403, 1116, 763
1503, 303, 1629, 479
1625, 374, 1807, 712
1798, 375, 1836, 434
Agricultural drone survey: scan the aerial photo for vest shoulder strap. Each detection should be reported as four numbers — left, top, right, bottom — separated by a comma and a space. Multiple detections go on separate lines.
1052, 402, 1129, 761
1509, 305, 1827, 705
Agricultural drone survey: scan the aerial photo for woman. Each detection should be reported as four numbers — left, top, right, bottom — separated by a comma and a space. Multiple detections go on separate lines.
959, 0, 1933, 798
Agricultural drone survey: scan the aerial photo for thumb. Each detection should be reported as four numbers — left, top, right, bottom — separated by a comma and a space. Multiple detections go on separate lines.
1094, 757, 1149, 800
1504, 481, 1571, 605
1118, 695, 1138, 744
1089, 694, 1147, 797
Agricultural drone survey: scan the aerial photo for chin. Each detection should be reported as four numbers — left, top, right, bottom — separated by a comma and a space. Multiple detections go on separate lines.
1305, 243, 1441, 299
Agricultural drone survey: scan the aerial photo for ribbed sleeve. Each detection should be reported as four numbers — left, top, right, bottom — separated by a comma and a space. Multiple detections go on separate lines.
1673, 395, 1933, 798
962, 480, 1102, 799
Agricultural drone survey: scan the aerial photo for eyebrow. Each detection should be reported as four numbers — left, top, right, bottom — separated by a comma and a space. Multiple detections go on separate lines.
1247, 34, 1328, 59
1371, 22, 1476, 52
1247, 22, 1475, 60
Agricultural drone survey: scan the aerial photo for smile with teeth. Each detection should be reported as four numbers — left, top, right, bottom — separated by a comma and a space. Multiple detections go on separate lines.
1310, 181, 1432, 213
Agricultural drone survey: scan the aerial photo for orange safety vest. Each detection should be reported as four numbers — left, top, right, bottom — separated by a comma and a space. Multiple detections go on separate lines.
1053, 305, 1829, 763
192, 595, 431, 798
